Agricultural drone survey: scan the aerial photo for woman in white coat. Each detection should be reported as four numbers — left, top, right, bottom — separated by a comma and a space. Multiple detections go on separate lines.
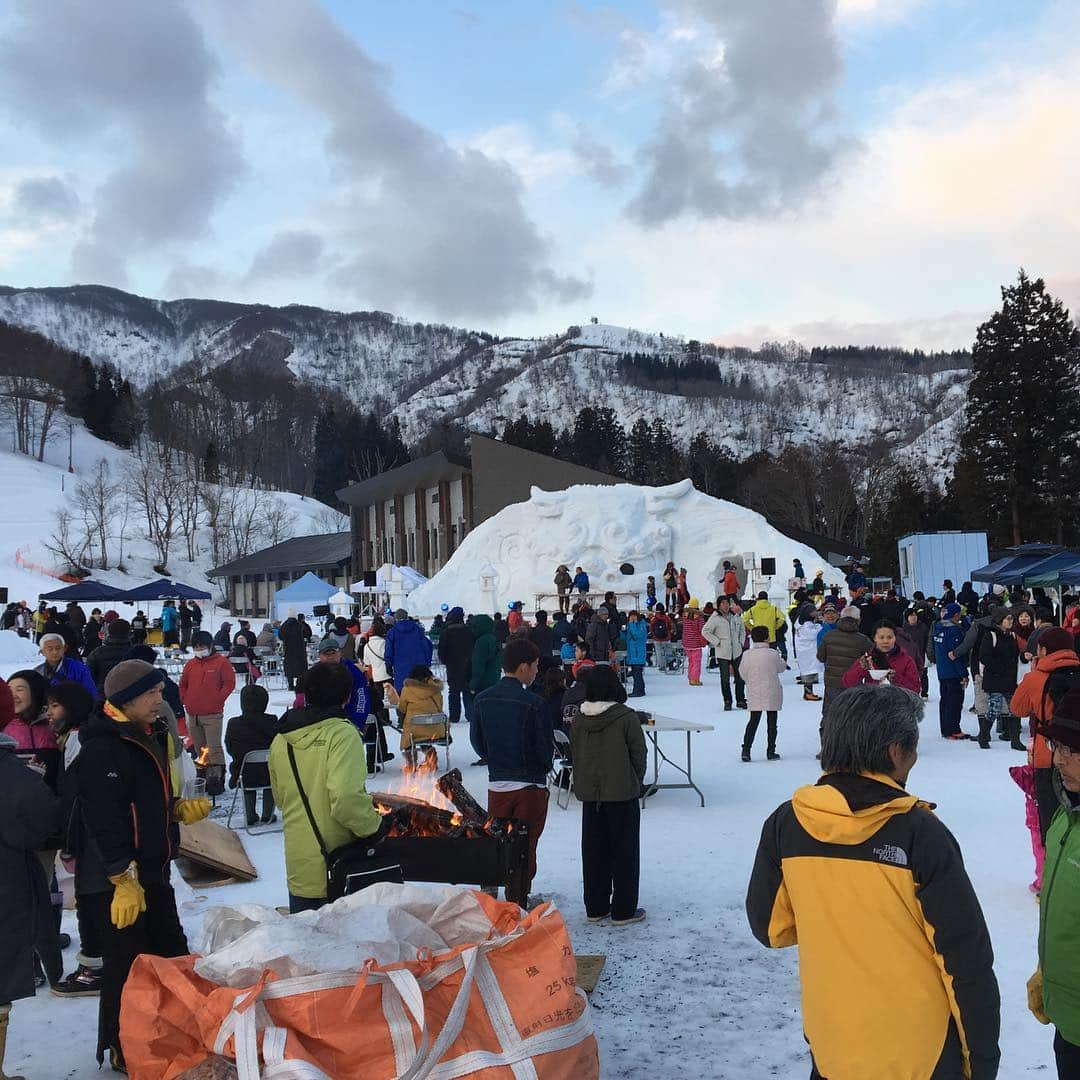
793, 602, 823, 702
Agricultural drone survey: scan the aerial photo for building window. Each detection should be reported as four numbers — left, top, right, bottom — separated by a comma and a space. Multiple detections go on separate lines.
431, 527, 439, 561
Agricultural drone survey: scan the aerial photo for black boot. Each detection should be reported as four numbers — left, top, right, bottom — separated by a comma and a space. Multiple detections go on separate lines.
977, 715, 992, 749
1009, 716, 1027, 752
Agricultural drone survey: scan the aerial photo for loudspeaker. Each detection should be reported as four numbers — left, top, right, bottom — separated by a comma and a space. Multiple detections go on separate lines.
760, 557, 777, 577
362, 570, 377, 587
313, 604, 330, 617
0, 587, 7, 604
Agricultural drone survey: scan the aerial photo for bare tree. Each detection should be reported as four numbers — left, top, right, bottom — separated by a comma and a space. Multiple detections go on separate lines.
0, 376, 63, 461
124, 441, 177, 572
44, 507, 91, 573
75, 458, 121, 569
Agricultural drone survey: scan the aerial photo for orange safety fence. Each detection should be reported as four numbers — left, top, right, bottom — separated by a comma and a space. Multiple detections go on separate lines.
14, 545, 81, 584
120, 892, 600, 1080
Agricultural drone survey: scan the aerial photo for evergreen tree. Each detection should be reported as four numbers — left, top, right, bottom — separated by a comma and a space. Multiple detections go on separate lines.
312, 406, 345, 506
627, 418, 653, 483
203, 440, 220, 484
953, 270, 1080, 545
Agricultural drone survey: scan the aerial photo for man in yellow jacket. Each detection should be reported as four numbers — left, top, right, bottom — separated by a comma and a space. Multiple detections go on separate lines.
741, 591, 786, 643
269, 661, 386, 912
746, 684, 1000, 1079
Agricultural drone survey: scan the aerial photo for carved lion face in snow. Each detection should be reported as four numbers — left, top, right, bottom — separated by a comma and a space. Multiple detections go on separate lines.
488, 480, 694, 598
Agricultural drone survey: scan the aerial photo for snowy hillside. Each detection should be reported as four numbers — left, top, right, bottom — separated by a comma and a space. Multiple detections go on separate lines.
406, 478, 842, 613
0, 419, 345, 612
0, 286, 971, 463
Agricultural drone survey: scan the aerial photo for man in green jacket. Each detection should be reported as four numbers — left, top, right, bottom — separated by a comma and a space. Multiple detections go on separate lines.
269, 662, 384, 912
1030, 689, 1080, 1075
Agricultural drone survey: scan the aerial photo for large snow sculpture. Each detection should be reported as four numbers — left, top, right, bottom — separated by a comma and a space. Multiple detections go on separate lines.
405, 480, 837, 615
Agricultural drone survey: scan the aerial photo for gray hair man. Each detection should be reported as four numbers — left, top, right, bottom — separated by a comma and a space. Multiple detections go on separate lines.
746, 685, 1000, 1079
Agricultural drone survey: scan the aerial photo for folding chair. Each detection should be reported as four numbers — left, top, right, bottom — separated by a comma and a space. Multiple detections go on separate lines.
549, 729, 573, 810
403, 712, 451, 770
226, 749, 282, 835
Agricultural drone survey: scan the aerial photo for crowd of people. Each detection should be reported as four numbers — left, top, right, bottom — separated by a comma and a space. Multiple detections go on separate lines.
6, 561, 1080, 1077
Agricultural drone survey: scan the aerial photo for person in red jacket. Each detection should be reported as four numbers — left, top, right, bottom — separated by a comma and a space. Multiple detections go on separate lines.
841, 621, 921, 695
721, 561, 740, 600
178, 630, 236, 793
681, 599, 708, 686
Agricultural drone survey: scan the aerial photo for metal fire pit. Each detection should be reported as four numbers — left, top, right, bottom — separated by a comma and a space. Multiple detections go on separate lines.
362, 779, 532, 907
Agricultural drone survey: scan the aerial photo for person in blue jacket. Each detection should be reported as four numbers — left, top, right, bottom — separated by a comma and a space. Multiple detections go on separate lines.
160, 600, 179, 647
932, 602, 971, 740
624, 610, 648, 698
573, 566, 590, 595
845, 564, 867, 593
384, 609, 434, 694
36, 633, 98, 699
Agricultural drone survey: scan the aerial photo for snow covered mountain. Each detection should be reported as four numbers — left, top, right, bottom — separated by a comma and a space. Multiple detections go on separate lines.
0, 284, 971, 466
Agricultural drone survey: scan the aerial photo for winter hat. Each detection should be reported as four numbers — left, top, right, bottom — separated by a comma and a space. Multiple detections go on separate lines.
106, 618, 131, 642
1039, 628, 1075, 655
943, 602, 962, 619
126, 644, 158, 664
318, 636, 342, 654
103, 659, 165, 708
990, 607, 1012, 627
394, 609, 408, 620
686, 597, 700, 610
840, 606, 860, 621
992, 584, 1005, 595
240, 684, 270, 715
192, 630, 214, 650
1044, 689, 1080, 751
449, 606, 464, 622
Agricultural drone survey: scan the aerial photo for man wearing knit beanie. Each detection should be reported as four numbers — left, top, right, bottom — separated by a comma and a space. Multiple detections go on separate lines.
77, 658, 210, 1073
1029, 689, 1080, 1072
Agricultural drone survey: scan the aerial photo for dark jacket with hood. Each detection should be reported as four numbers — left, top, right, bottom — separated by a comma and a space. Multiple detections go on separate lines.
279, 617, 308, 679
897, 620, 931, 668
471, 676, 553, 785
528, 621, 557, 657
226, 685, 278, 789
747, 772, 1000, 1080
76, 707, 179, 894
437, 610, 473, 691
469, 615, 502, 694
978, 625, 1020, 695
87, 633, 133, 689
384, 618, 434, 694
570, 701, 646, 803
0, 731, 63, 1002
816, 616, 873, 691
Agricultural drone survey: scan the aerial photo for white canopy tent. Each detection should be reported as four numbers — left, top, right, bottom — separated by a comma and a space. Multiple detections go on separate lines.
351, 563, 428, 613
327, 589, 355, 618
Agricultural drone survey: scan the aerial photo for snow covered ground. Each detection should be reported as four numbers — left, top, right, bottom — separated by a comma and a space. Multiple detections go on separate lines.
1, 654, 1052, 1078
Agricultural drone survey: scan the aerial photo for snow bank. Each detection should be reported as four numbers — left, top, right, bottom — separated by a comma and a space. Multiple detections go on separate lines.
0, 629, 44, 665
406, 479, 842, 614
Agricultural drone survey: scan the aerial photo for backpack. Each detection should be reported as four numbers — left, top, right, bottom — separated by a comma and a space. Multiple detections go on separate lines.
652, 617, 670, 641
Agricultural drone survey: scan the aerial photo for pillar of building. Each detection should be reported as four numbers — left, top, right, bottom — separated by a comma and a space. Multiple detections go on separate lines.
438, 480, 451, 561
414, 486, 429, 576
393, 494, 406, 567
461, 471, 474, 537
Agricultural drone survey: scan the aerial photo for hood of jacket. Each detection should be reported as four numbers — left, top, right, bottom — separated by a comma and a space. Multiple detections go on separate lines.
402, 676, 444, 694
1035, 649, 1080, 674
277, 705, 349, 738
471, 614, 495, 639
576, 700, 636, 733
792, 772, 928, 846
241, 683, 270, 715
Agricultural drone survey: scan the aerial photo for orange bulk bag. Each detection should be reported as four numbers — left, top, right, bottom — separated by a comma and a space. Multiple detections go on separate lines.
120, 895, 599, 1080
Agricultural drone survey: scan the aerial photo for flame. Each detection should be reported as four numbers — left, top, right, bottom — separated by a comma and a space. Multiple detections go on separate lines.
373, 750, 457, 813
195, 746, 210, 767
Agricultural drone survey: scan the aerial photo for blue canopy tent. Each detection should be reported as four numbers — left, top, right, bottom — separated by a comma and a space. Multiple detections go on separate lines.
39, 579, 128, 603
273, 572, 336, 620
1003, 551, 1080, 588
970, 556, 1031, 583
121, 578, 212, 602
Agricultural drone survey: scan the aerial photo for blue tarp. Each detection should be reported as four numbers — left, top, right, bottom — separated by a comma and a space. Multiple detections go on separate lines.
121, 578, 212, 601
39, 579, 128, 602
273, 572, 336, 618
970, 556, 1030, 583
1003, 551, 1080, 587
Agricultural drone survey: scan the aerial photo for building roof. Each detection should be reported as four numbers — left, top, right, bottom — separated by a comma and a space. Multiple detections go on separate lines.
209, 531, 352, 578
336, 450, 469, 506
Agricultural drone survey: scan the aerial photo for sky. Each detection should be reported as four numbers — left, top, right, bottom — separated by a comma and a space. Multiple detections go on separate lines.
0, 0, 1078, 350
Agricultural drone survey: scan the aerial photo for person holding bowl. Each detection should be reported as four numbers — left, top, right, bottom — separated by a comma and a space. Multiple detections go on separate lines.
841, 621, 922, 694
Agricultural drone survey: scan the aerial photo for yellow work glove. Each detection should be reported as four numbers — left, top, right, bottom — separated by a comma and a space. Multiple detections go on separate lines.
1027, 969, 1050, 1025
108, 864, 146, 930
173, 797, 212, 825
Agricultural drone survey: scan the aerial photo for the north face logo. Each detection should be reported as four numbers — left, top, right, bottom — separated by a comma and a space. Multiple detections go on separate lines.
873, 844, 909, 867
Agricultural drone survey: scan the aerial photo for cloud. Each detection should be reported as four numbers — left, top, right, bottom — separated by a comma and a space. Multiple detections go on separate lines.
12, 176, 80, 222
161, 261, 227, 300
836, 0, 927, 23
243, 229, 326, 285
570, 127, 630, 188
205, 0, 588, 321
624, 0, 855, 224
0, 0, 243, 285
